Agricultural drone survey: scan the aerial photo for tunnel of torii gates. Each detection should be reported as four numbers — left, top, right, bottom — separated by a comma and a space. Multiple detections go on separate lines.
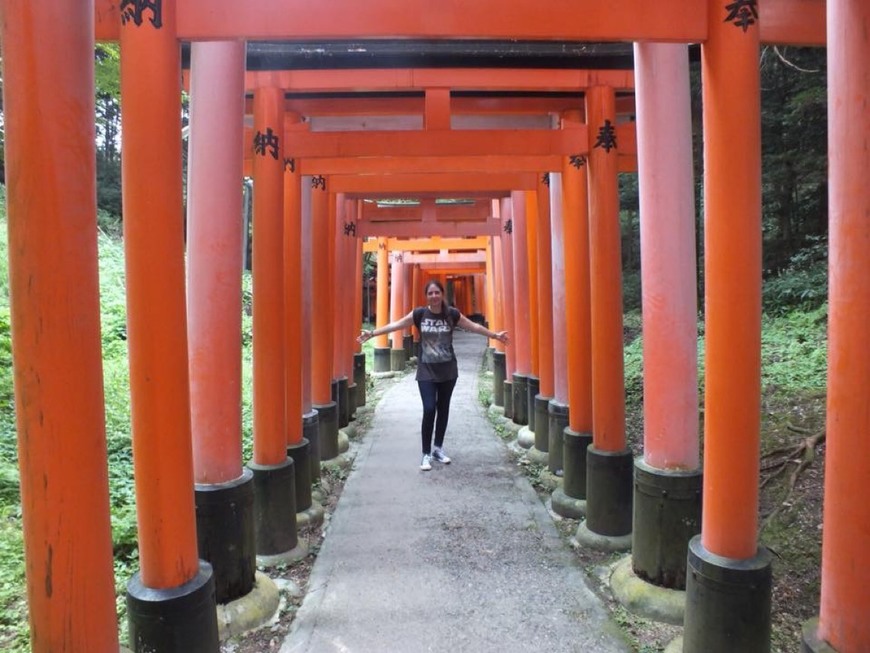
0, 0, 866, 652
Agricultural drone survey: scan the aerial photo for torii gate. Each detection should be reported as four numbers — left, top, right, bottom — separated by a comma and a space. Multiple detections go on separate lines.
1, 1, 867, 653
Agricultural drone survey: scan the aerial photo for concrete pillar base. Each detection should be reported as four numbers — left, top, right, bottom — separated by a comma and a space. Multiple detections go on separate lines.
533, 394, 551, 453
633, 459, 702, 589
286, 439, 312, 513
403, 333, 413, 361
296, 500, 325, 530
390, 347, 407, 372
492, 351, 506, 407
551, 487, 586, 520
373, 346, 391, 372
547, 400, 569, 475
302, 410, 320, 482
313, 401, 339, 461
562, 429, 592, 500
126, 560, 219, 653
353, 352, 367, 407
526, 376, 539, 431
347, 382, 358, 419
572, 521, 632, 552
801, 618, 838, 653
194, 470, 256, 604
683, 535, 772, 653
585, 446, 633, 537
512, 373, 529, 425
336, 376, 350, 428
503, 380, 514, 419
255, 541, 309, 568
249, 458, 298, 556
216, 571, 280, 640
611, 555, 685, 625
487, 403, 505, 418
525, 445, 549, 465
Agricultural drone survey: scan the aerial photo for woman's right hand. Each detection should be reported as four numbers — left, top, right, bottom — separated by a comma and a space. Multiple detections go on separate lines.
357, 329, 374, 344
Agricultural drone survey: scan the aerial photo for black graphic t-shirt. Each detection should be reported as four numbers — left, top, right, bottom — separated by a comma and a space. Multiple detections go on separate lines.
414, 306, 461, 382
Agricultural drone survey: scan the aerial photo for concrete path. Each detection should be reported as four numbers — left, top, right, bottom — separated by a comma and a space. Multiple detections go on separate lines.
281, 332, 632, 653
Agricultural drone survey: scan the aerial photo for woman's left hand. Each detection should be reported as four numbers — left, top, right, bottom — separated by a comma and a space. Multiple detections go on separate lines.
495, 331, 510, 345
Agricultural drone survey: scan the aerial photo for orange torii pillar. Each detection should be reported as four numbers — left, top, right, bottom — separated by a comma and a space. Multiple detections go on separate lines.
2, 4, 119, 650
389, 252, 408, 371
333, 195, 351, 429
575, 86, 633, 549
547, 174, 571, 477
250, 87, 304, 564
510, 191, 533, 429
531, 178, 556, 464
524, 189, 541, 434
411, 263, 423, 357
489, 237, 508, 406
300, 182, 321, 481
352, 212, 367, 410
552, 144, 594, 519
499, 199, 518, 419
187, 40, 258, 606
311, 179, 340, 460
803, 2, 870, 652
344, 199, 361, 414
119, 6, 219, 648
474, 274, 486, 317
284, 117, 315, 525
373, 238, 392, 372
683, 4, 771, 651
402, 257, 414, 361
629, 43, 702, 593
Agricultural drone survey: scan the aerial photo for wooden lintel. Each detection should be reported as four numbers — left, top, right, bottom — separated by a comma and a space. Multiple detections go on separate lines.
243, 68, 635, 93
416, 264, 487, 275
404, 252, 486, 264
300, 155, 564, 176
284, 128, 588, 159
96, 0, 824, 46
361, 201, 492, 221
358, 219, 502, 239
329, 172, 537, 194
362, 236, 489, 253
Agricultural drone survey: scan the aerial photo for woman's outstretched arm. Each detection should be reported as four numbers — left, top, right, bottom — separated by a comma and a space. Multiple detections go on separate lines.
456, 314, 510, 345
357, 311, 415, 344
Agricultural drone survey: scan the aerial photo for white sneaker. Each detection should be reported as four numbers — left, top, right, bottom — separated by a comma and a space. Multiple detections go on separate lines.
420, 454, 432, 471
432, 447, 451, 464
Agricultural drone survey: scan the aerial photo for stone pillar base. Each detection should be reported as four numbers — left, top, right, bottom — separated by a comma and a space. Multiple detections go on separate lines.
286, 439, 312, 513
313, 401, 339, 461
390, 347, 407, 371
492, 351, 506, 407
547, 400, 569, 475
302, 410, 320, 482
512, 373, 529, 426
373, 346, 391, 372
683, 535, 772, 653
585, 446, 633, 537
126, 561, 219, 653
526, 376, 539, 431
249, 458, 297, 556
533, 394, 551, 453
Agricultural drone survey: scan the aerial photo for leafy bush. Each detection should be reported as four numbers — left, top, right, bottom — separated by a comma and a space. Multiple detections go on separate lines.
763, 237, 828, 314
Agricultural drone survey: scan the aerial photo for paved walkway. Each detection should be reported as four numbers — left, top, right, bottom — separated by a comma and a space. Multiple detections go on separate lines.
281, 332, 632, 653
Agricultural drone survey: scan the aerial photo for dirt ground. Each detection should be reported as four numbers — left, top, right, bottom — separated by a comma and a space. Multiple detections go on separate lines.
223, 371, 826, 653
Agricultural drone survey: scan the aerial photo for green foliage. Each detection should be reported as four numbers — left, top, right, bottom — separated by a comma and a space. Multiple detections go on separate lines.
762, 305, 828, 393
763, 236, 828, 314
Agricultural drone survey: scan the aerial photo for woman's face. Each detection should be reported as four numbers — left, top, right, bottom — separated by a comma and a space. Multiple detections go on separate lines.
426, 284, 444, 307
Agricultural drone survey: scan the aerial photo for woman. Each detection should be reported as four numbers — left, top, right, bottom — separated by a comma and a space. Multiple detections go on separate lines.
358, 280, 510, 471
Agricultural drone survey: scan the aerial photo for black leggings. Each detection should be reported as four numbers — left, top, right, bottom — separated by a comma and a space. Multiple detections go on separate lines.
417, 378, 458, 454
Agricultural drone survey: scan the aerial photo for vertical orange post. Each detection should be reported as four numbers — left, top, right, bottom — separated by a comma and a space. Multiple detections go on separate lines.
586, 86, 625, 455
510, 191, 532, 426
311, 179, 339, 459
485, 243, 500, 350
300, 183, 320, 477
120, 0, 199, 589
578, 86, 633, 543
284, 114, 304, 448
2, 2, 119, 649
560, 135, 592, 437
684, 3, 770, 651
373, 238, 391, 372
120, 2, 219, 645
699, 1, 762, 562
389, 253, 406, 370
187, 41, 246, 483
499, 199, 517, 418
535, 181, 555, 401
812, 1, 870, 651
631, 42, 702, 591
554, 145, 596, 516
187, 40, 257, 606
491, 234, 508, 407
525, 190, 540, 379
252, 86, 287, 468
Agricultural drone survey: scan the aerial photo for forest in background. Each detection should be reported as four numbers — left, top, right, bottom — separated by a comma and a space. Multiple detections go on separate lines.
0, 45, 830, 652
